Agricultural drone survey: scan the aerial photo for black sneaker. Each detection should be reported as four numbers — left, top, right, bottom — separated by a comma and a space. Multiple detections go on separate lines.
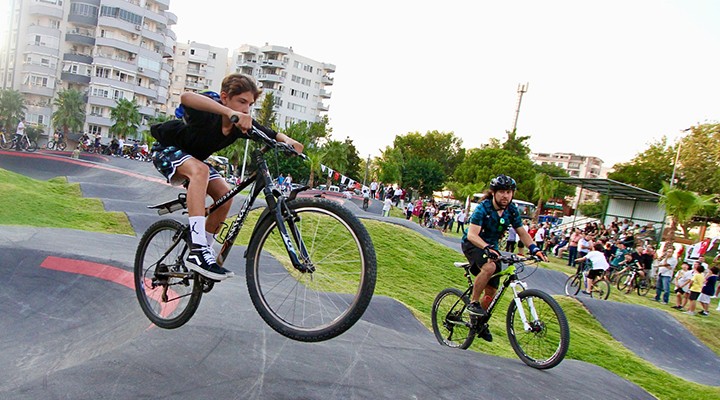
206, 246, 234, 278
466, 302, 487, 317
478, 325, 493, 342
186, 245, 227, 281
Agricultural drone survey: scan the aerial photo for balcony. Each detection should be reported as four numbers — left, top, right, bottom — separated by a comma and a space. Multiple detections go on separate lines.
61, 72, 91, 85
322, 63, 336, 73
93, 55, 136, 71
185, 67, 207, 77
321, 75, 334, 85
319, 89, 331, 99
27, 24, 61, 38
156, 0, 170, 11
317, 102, 329, 112
260, 44, 290, 55
142, 28, 165, 44
23, 62, 57, 75
134, 85, 157, 99
63, 52, 94, 65
86, 114, 113, 127
29, 4, 64, 19
65, 32, 96, 46
26, 43, 60, 57
68, 13, 98, 27
165, 11, 178, 25
87, 96, 118, 108
96, 37, 140, 55
20, 84, 55, 97
260, 59, 286, 69
257, 73, 284, 84
164, 28, 176, 41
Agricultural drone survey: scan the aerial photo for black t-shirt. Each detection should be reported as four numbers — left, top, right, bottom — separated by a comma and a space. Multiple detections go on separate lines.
151, 106, 277, 161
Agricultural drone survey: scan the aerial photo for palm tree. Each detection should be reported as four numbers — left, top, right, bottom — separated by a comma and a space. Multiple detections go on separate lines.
52, 89, 86, 136
0, 89, 26, 132
533, 173, 558, 222
304, 146, 326, 188
110, 98, 141, 139
659, 182, 716, 247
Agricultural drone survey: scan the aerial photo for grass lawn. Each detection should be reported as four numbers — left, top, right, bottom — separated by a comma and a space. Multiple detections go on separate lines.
1, 168, 718, 400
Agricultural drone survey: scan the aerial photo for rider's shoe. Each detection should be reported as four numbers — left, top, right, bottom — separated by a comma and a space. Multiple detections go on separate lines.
206, 246, 234, 278
466, 302, 487, 317
186, 244, 227, 281
478, 325, 493, 342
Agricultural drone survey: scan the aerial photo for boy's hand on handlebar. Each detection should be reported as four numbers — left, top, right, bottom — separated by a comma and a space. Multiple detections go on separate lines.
485, 247, 501, 260
229, 112, 252, 133
284, 138, 304, 153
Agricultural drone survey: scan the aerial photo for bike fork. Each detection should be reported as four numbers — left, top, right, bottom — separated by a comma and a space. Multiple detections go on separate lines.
510, 282, 536, 331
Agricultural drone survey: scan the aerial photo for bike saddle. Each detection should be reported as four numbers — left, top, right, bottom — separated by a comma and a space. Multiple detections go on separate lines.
454, 262, 470, 268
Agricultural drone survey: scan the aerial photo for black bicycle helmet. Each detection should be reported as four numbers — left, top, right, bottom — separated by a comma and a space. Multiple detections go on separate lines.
489, 174, 517, 191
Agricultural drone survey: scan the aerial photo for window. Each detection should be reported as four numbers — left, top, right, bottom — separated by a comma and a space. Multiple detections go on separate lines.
30, 75, 49, 86
88, 125, 102, 135
113, 89, 124, 100
290, 88, 308, 99
100, 6, 142, 25
90, 106, 102, 116
211, 53, 216, 59
92, 87, 109, 98
190, 49, 195, 55
70, 3, 98, 18
95, 67, 110, 78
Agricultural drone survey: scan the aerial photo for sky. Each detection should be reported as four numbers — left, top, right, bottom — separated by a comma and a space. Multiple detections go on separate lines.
169, 0, 720, 167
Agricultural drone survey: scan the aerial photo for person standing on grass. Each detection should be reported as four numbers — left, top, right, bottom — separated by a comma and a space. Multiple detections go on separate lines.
698, 266, 718, 316
684, 263, 706, 315
654, 247, 678, 304
671, 262, 693, 310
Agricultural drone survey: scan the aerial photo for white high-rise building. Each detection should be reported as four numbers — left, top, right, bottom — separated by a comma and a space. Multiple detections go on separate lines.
0, 0, 177, 140
231, 43, 335, 127
531, 152, 605, 207
167, 41, 228, 113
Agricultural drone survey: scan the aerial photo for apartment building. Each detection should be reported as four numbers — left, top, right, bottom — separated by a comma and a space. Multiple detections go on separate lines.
231, 43, 335, 127
167, 41, 228, 113
0, 0, 177, 140
531, 152, 605, 207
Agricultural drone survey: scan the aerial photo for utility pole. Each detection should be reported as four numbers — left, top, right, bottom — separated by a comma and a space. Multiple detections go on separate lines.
511, 83, 529, 132
670, 127, 691, 188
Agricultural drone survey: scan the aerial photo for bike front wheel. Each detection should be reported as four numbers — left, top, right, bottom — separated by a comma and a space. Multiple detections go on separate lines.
563, 274, 581, 296
46, 140, 56, 150
431, 288, 475, 349
134, 219, 203, 329
506, 288, 570, 369
617, 272, 632, 291
637, 277, 651, 296
246, 197, 377, 342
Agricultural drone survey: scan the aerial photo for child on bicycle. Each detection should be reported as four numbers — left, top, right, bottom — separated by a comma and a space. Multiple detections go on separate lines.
461, 174, 548, 342
150, 73, 303, 281
573, 243, 610, 295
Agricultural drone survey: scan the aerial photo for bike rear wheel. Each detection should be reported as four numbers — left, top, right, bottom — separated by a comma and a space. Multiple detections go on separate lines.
246, 197, 377, 342
134, 219, 203, 329
431, 287, 475, 349
46, 140, 56, 150
25, 139, 38, 152
563, 274, 581, 296
591, 278, 611, 300
506, 288, 570, 369
58, 141, 67, 151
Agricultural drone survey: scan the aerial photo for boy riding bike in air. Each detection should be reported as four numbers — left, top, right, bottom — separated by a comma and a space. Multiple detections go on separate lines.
461, 174, 548, 341
150, 73, 303, 281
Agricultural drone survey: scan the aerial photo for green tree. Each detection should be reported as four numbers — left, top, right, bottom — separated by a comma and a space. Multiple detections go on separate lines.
109, 98, 141, 139
675, 123, 720, 195
577, 196, 608, 218
304, 145, 327, 188
659, 182, 716, 245
502, 129, 531, 158
532, 163, 575, 199
445, 180, 486, 213
322, 140, 348, 187
343, 137, 362, 181
392, 131, 465, 178
0, 89, 26, 132
452, 148, 536, 201
256, 91, 277, 128
52, 89, 86, 135
376, 145, 404, 186
402, 157, 445, 197
608, 136, 675, 193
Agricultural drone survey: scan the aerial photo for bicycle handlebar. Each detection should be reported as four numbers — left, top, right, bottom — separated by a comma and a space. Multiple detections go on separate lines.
230, 116, 307, 160
495, 253, 544, 264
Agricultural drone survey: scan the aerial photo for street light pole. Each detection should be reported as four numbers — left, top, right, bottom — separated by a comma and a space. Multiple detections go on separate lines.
670, 127, 691, 187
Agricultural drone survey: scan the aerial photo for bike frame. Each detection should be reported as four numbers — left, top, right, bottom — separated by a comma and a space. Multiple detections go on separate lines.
458, 262, 536, 332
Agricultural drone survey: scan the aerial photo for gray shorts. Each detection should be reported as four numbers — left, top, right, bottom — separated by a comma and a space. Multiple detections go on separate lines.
151, 143, 222, 185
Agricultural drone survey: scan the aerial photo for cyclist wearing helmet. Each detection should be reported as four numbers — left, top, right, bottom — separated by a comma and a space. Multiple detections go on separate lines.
461, 174, 548, 341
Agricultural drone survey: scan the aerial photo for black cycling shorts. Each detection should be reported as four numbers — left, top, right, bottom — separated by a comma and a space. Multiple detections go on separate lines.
461, 241, 501, 289
586, 269, 604, 280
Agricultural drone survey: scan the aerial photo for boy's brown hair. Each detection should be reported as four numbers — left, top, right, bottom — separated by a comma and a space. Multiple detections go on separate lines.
221, 73, 262, 100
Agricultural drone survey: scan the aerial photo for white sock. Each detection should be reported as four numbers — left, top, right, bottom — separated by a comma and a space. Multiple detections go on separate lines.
188, 216, 207, 247
206, 231, 215, 246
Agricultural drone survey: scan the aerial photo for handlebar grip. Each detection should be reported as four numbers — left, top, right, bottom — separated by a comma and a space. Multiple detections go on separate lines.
230, 115, 239, 124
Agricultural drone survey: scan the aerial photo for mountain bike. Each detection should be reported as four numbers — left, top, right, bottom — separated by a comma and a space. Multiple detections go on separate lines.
616, 264, 652, 296
563, 265, 611, 300
431, 254, 570, 369
134, 122, 377, 342
10, 134, 38, 152
47, 138, 67, 150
